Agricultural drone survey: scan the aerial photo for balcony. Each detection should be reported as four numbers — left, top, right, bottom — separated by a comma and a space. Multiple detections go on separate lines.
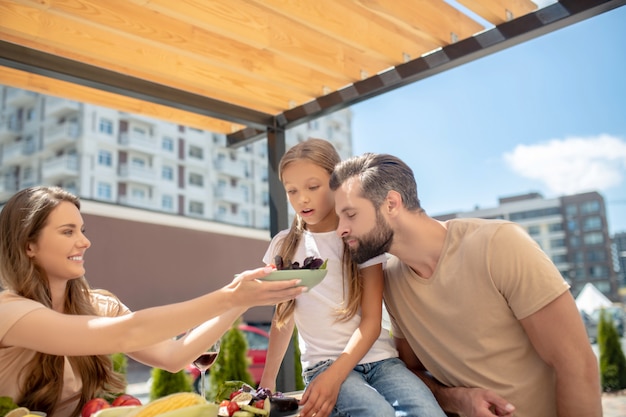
119, 132, 156, 152
0, 177, 19, 201
118, 194, 156, 210
42, 155, 80, 181
214, 210, 249, 227
1, 140, 37, 164
119, 163, 156, 184
0, 115, 22, 140
6, 88, 38, 107
215, 186, 247, 204
45, 97, 80, 117
44, 121, 80, 150
214, 158, 248, 179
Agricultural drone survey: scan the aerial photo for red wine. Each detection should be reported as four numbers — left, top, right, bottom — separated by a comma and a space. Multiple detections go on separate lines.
193, 352, 218, 371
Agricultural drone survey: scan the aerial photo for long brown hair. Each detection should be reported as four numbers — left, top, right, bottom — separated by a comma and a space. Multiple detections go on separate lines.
0, 186, 125, 417
273, 139, 361, 327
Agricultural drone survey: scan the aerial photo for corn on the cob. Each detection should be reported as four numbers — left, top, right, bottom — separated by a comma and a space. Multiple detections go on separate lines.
158, 403, 219, 417
126, 393, 205, 417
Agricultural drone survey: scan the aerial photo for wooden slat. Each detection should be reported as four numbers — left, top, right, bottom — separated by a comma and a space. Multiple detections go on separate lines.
458, 0, 538, 25
128, 0, 396, 81
0, 66, 244, 134
0, 2, 314, 112
13, 0, 353, 98
357, 0, 484, 45
248, 0, 440, 64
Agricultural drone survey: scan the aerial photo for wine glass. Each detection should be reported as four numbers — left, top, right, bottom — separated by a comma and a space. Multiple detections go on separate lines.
192, 339, 221, 399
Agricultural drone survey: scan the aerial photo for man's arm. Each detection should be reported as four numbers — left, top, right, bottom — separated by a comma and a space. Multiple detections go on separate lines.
519, 291, 602, 417
395, 337, 515, 417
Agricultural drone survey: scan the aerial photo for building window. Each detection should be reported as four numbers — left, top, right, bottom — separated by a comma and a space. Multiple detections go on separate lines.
132, 126, 147, 138
548, 223, 563, 232
587, 250, 606, 262
567, 219, 578, 231
162, 165, 174, 181
565, 204, 577, 216
189, 201, 204, 215
582, 216, 602, 231
583, 232, 604, 245
131, 188, 146, 200
162, 137, 174, 152
552, 254, 567, 264
580, 200, 600, 214
550, 238, 565, 248
189, 172, 204, 186
97, 182, 112, 200
99, 118, 113, 135
527, 225, 540, 235
589, 265, 608, 278
162, 195, 174, 210
189, 145, 204, 159
98, 150, 112, 167
131, 157, 146, 168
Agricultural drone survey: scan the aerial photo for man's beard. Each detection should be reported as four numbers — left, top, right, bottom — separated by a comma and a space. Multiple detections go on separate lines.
347, 211, 394, 264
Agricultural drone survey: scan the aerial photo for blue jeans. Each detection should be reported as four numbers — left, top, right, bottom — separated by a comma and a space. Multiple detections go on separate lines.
303, 358, 446, 417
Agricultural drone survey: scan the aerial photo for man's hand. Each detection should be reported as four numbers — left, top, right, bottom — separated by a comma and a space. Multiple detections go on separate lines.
447, 387, 515, 417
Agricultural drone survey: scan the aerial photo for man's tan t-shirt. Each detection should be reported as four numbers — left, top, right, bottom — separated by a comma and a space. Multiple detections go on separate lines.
384, 219, 569, 417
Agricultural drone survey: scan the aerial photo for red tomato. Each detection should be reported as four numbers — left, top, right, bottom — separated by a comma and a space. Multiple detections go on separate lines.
226, 401, 240, 416
219, 400, 230, 407
254, 399, 265, 409
81, 398, 110, 417
111, 394, 142, 407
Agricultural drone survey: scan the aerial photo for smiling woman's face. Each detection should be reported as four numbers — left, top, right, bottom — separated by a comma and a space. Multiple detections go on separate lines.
26, 201, 91, 283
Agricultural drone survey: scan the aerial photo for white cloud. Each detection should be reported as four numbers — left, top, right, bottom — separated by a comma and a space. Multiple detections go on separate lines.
503, 135, 626, 195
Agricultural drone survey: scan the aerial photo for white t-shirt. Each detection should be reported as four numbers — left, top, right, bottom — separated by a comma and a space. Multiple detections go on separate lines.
264, 229, 397, 369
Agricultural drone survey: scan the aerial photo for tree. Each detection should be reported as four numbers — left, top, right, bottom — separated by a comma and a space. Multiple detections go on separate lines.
292, 328, 304, 391
208, 321, 254, 400
598, 308, 626, 392
149, 368, 193, 400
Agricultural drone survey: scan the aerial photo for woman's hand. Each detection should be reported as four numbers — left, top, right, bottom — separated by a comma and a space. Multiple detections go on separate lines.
228, 266, 306, 308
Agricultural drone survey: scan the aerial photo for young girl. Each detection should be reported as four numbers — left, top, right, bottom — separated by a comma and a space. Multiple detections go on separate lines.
259, 139, 445, 417
0, 186, 305, 417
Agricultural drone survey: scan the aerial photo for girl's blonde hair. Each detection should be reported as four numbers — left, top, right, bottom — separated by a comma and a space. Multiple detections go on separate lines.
273, 138, 362, 327
0, 186, 125, 417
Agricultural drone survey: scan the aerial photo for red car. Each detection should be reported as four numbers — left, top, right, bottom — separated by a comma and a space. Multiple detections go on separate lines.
187, 324, 269, 390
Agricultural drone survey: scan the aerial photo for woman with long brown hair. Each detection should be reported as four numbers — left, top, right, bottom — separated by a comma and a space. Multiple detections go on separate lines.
0, 186, 305, 417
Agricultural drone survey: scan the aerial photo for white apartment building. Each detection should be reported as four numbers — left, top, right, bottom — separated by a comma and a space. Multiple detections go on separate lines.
0, 86, 353, 230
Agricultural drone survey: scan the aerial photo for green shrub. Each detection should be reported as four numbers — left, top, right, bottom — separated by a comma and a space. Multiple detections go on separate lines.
292, 328, 304, 391
150, 368, 193, 400
208, 321, 254, 400
598, 308, 626, 392
103, 353, 129, 401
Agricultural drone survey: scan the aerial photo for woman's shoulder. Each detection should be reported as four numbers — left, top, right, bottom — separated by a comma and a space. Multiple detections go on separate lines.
89, 289, 132, 316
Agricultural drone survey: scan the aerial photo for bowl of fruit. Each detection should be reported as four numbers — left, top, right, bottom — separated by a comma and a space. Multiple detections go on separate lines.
262, 256, 328, 290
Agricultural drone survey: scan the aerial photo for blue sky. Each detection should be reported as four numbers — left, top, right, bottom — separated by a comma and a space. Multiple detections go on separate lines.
351, 4, 626, 235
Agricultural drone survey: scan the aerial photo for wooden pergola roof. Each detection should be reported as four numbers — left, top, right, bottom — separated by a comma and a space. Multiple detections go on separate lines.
1, 0, 624, 232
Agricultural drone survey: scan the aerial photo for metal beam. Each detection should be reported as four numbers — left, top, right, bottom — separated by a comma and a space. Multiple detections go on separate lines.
0, 41, 275, 131
275, 0, 625, 131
